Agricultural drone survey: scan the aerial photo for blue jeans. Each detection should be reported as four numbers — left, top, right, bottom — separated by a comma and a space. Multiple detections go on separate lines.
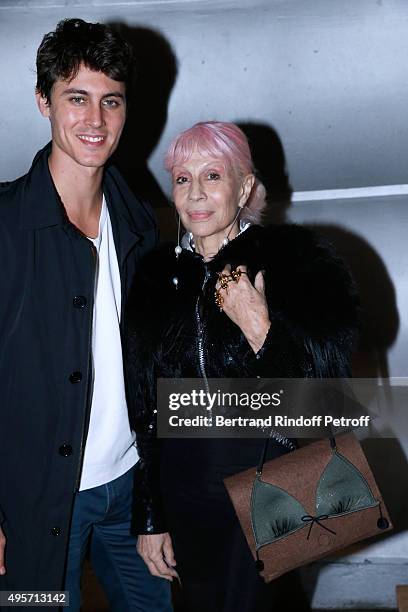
64, 467, 172, 612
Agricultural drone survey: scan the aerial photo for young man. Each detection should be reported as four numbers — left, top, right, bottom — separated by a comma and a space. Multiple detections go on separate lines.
0, 18, 174, 611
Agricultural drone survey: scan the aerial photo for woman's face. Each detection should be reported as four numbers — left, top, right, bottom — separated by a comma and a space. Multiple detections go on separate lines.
171, 150, 253, 242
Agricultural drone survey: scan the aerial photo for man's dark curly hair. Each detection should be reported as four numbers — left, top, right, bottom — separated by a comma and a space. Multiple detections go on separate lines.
36, 18, 135, 103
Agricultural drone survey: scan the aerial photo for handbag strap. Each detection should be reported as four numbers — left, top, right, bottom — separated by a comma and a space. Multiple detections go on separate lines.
256, 433, 337, 476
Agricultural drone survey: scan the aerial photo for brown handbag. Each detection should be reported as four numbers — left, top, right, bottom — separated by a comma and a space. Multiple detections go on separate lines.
223, 432, 392, 582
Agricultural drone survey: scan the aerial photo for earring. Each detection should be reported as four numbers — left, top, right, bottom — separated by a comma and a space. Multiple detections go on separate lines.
222, 206, 244, 247
175, 214, 182, 259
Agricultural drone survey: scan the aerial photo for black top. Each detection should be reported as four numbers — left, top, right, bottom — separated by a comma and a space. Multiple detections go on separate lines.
124, 224, 359, 535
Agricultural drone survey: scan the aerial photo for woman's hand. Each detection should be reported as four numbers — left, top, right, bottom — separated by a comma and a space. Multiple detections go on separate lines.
215, 265, 271, 353
137, 532, 179, 582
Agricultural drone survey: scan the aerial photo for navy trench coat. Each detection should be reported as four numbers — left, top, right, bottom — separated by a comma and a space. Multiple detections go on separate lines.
0, 143, 157, 595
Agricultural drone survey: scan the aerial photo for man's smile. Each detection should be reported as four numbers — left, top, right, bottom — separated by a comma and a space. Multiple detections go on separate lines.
77, 134, 106, 145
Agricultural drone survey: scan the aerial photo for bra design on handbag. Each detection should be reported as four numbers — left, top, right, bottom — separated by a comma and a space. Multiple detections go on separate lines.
224, 433, 393, 581
251, 442, 388, 551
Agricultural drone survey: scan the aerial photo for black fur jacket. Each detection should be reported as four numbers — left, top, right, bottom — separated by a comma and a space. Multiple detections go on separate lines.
124, 224, 359, 534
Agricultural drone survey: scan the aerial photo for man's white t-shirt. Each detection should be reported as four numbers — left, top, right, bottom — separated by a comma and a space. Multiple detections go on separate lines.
79, 196, 138, 491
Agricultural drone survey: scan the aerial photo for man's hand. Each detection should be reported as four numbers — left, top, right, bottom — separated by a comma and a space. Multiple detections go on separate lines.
137, 532, 178, 582
0, 525, 6, 575
215, 265, 270, 353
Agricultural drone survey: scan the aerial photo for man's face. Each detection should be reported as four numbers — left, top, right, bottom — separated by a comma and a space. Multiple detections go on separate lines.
37, 64, 126, 170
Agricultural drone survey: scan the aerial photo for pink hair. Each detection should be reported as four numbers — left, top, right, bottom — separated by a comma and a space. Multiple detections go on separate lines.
164, 121, 266, 224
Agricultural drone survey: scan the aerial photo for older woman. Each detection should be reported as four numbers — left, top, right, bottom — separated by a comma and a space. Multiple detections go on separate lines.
125, 121, 358, 611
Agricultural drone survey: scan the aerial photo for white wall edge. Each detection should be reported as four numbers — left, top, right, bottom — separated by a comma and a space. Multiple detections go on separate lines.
292, 184, 408, 202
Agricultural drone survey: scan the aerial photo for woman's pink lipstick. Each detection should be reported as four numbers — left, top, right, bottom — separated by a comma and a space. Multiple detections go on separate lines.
188, 211, 213, 221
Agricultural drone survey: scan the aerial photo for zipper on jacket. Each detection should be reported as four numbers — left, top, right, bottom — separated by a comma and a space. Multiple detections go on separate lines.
74, 241, 97, 490
195, 269, 211, 412
195, 265, 295, 451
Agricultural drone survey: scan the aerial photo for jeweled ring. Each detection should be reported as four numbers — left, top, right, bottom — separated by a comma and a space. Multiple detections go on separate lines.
217, 272, 233, 290
231, 268, 243, 282
214, 289, 224, 310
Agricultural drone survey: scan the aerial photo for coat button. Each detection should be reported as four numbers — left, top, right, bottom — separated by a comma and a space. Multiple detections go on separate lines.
59, 444, 73, 457
69, 371, 82, 384
51, 527, 61, 536
73, 295, 87, 308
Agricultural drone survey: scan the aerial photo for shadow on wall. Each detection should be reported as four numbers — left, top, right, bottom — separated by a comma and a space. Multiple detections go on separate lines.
108, 22, 177, 215
309, 225, 400, 381
307, 224, 406, 537
237, 122, 292, 226
240, 120, 400, 391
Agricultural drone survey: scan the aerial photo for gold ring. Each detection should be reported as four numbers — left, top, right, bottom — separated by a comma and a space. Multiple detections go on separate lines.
214, 289, 224, 310
220, 278, 230, 290
217, 272, 234, 290
231, 269, 243, 283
